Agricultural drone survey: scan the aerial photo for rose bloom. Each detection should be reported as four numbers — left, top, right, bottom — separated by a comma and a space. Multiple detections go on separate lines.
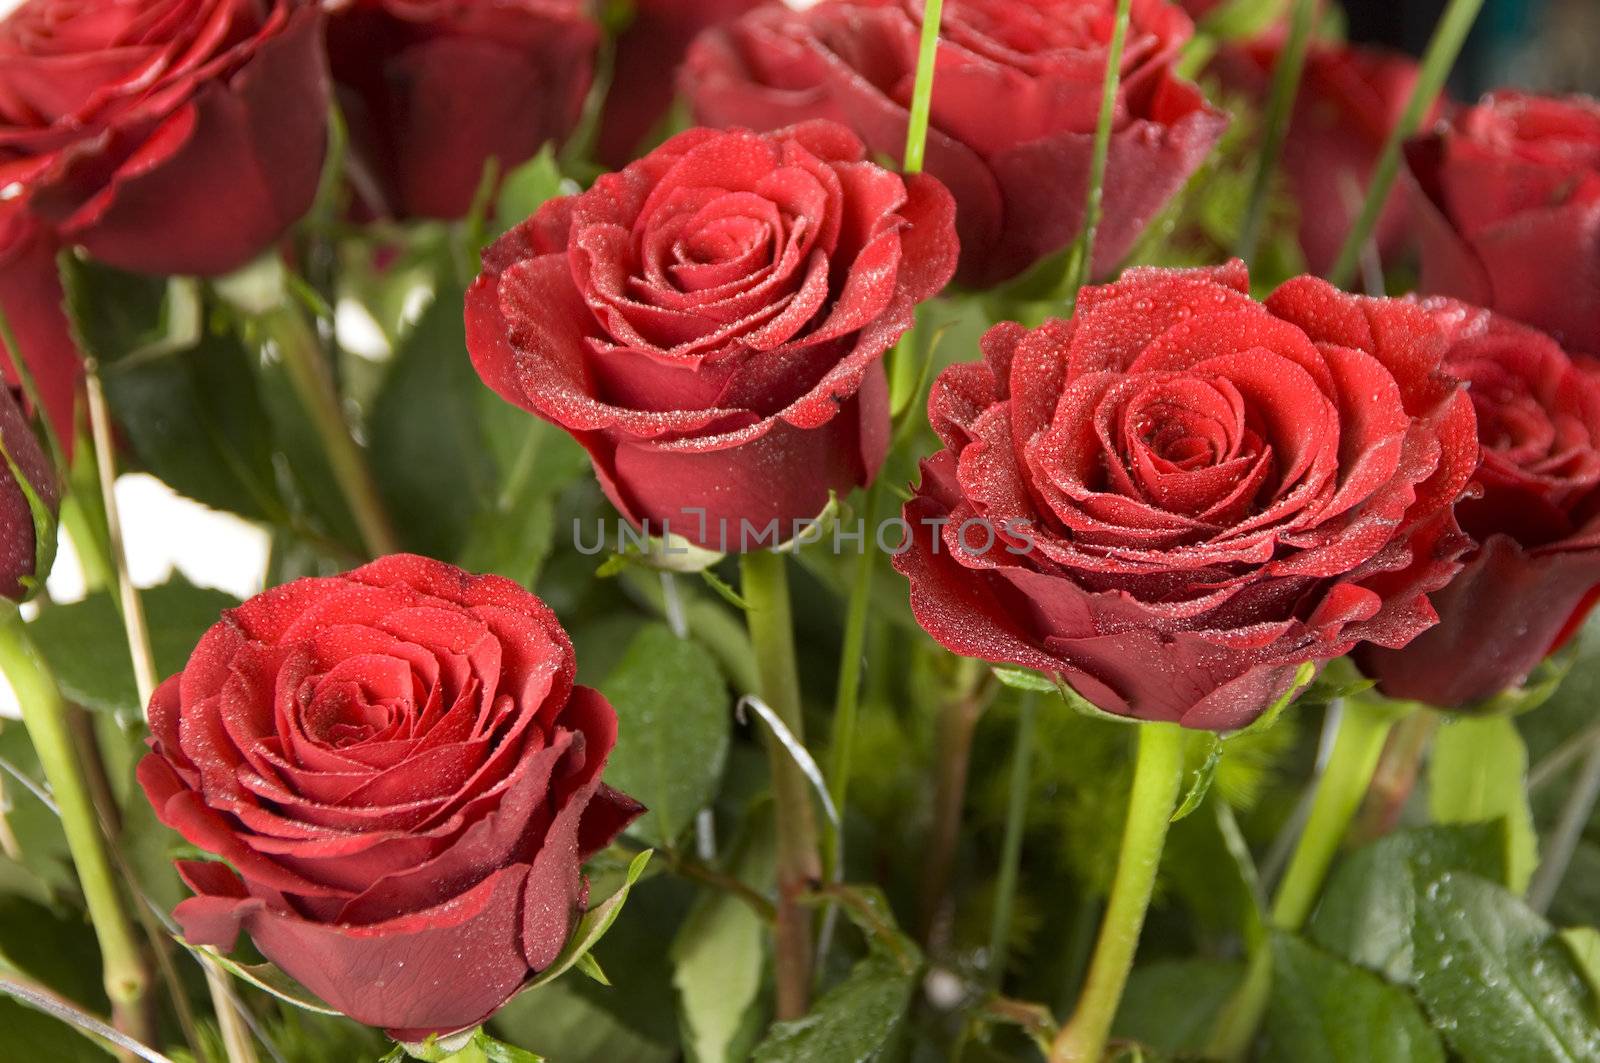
0, 0, 329, 277
1407, 92, 1600, 354
0, 209, 80, 450
597, 0, 763, 170
138, 555, 643, 1038
0, 382, 56, 602
467, 121, 958, 550
1213, 39, 1436, 275
681, 0, 1226, 290
1357, 303, 1600, 707
895, 262, 1478, 729
326, 0, 598, 220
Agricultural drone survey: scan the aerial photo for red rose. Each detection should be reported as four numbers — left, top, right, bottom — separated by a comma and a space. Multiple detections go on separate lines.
894, 262, 1478, 729
327, 0, 598, 220
1213, 40, 1438, 275
1356, 302, 1600, 707
681, 0, 1226, 289
466, 122, 958, 550
0, 0, 329, 277
137, 554, 643, 1038
0, 209, 80, 450
0, 379, 56, 602
597, 0, 764, 170
1407, 92, 1600, 353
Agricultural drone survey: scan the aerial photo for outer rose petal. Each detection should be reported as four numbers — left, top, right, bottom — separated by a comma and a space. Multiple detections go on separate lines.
43, 6, 331, 277
0, 209, 80, 450
176, 859, 537, 1038
1357, 533, 1600, 707
1406, 98, 1600, 354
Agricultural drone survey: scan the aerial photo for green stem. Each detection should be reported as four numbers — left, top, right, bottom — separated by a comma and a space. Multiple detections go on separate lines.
1326, 0, 1485, 286
1528, 730, 1600, 914
1050, 721, 1184, 1063
1208, 696, 1401, 1060
261, 305, 400, 558
1234, 0, 1317, 265
1069, 0, 1133, 294
902, 0, 946, 175
825, 479, 880, 862
0, 611, 146, 1012
987, 691, 1038, 988
740, 550, 822, 1020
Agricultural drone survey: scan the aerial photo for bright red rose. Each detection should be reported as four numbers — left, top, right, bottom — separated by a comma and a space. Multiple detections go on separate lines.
597, 0, 764, 170
0, 209, 80, 450
137, 554, 643, 1038
894, 262, 1478, 730
0, 380, 56, 602
1407, 92, 1600, 353
1356, 302, 1600, 707
1213, 39, 1438, 275
0, 0, 329, 277
327, 0, 598, 220
681, 0, 1227, 289
466, 122, 958, 550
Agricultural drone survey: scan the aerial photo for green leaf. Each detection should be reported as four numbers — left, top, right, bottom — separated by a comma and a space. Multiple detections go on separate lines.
370, 283, 497, 559
496, 146, 568, 232
474, 1029, 546, 1063
99, 326, 285, 522
1261, 932, 1444, 1063
25, 578, 238, 717
1430, 714, 1539, 894
671, 807, 775, 1063
574, 952, 609, 986
752, 885, 920, 1063
1113, 958, 1244, 1055
991, 666, 1058, 694
0, 996, 112, 1062
1411, 872, 1600, 1062
601, 625, 729, 848
195, 946, 342, 1016
1171, 734, 1222, 823
1309, 823, 1506, 983
523, 849, 653, 995
0, 896, 109, 1012
59, 253, 200, 368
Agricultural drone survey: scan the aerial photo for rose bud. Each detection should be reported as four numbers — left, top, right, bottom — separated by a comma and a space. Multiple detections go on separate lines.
597, 0, 764, 171
466, 122, 958, 551
1407, 92, 1600, 354
327, 0, 599, 220
0, 210, 81, 451
895, 261, 1478, 730
681, 0, 1226, 290
1212, 39, 1440, 275
0, 0, 329, 277
0, 382, 57, 602
137, 555, 644, 1039
1355, 303, 1600, 708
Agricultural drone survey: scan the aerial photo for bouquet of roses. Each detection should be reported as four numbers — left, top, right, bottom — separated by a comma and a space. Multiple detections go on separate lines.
0, 0, 1597, 1060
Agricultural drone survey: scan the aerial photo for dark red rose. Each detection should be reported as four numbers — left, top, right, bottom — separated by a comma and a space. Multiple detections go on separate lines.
0, 0, 329, 277
681, 0, 1226, 289
0, 377, 57, 602
1356, 302, 1600, 707
597, 0, 764, 170
137, 554, 643, 1038
327, 0, 598, 220
1407, 92, 1600, 353
466, 121, 958, 550
894, 261, 1478, 729
0, 209, 80, 451
1213, 39, 1439, 275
